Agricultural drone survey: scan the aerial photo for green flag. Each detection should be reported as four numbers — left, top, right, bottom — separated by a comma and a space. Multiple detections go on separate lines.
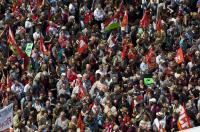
25, 43, 33, 57
104, 22, 120, 32
144, 78, 154, 86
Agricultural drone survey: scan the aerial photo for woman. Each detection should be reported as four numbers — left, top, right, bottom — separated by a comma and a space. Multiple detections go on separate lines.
138, 113, 151, 132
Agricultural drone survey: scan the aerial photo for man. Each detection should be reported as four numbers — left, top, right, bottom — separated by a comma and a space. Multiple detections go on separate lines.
55, 111, 69, 131
13, 110, 24, 130
153, 112, 166, 132
56, 72, 68, 93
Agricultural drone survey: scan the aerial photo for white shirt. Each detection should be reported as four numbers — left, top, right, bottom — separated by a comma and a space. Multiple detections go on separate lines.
11, 83, 24, 95
140, 62, 148, 73
33, 32, 41, 41
186, 62, 193, 72
153, 117, 166, 132
24, 83, 32, 93
95, 69, 107, 77
69, 3, 76, 15
25, 20, 33, 29
94, 8, 105, 21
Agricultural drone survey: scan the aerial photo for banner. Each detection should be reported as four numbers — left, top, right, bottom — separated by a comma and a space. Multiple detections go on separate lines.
0, 103, 13, 131
25, 43, 33, 57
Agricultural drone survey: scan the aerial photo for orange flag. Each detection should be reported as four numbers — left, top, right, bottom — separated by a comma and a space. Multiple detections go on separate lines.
177, 105, 191, 130
77, 113, 85, 132
156, 18, 162, 32
175, 47, 184, 64
121, 11, 128, 31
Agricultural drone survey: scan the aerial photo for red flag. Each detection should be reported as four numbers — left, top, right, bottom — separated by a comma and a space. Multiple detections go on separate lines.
40, 35, 47, 53
140, 10, 150, 28
15, 46, 30, 71
145, 47, 153, 65
121, 11, 128, 31
175, 47, 184, 64
77, 113, 85, 132
177, 105, 191, 130
77, 36, 88, 54
121, 39, 128, 60
156, 18, 162, 32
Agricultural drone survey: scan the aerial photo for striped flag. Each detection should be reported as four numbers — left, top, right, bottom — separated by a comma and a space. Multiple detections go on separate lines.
177, 105, 191, 130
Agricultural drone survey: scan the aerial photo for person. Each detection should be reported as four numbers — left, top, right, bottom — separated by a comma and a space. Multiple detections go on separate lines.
138, 113, 151, 131
55, 111, 69, 131
13, 110, 25, 131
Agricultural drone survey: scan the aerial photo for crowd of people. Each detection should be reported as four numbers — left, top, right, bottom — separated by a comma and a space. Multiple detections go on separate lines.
0, 0, 200, 131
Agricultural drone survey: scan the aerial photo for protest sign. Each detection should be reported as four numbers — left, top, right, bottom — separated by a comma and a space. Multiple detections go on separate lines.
144, 78, 154, 86
0, 103, 13, 131
25, 43, 33, 57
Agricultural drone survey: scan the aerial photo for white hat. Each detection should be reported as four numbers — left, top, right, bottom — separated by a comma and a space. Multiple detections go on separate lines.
77, 74, 82, 78
149, 98, 156, 103
61, 26, 66, 30
61, 73, 66, 76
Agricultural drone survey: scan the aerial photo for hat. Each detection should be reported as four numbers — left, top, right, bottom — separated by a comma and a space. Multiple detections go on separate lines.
156, 112, 164, 117
61, 26, 66, 30
77, 74, 82, 78
61, 73, 66, 76
149, 98, 157, 103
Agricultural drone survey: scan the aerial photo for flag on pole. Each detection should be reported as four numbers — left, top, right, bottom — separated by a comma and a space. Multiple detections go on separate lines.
140, 10, 150, 29
7, 28, 17, 47
145, 47, 153, 66
177, 105, 191, 130
156, 18, 162, 32
121, 39, 128, 60
7, 27, 30, 70
104, 23, 120, 32
121, 10, 128, 31
77, 113, 85, 132
175, 47, 184, 64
